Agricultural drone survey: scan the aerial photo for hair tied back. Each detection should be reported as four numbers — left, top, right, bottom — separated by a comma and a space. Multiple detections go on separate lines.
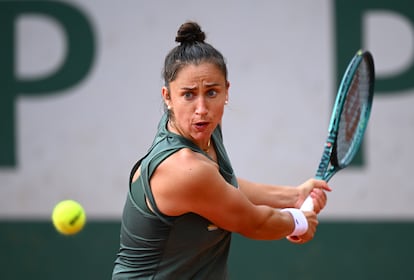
175, 21, 206, 44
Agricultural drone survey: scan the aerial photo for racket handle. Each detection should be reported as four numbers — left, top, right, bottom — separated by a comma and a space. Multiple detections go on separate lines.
288, 196, 314, 242
300, 195, 314, 212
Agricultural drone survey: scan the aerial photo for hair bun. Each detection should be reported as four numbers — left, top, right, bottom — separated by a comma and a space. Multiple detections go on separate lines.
175, 21, 206, 44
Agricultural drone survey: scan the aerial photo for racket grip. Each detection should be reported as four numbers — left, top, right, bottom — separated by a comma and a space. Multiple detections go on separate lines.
300, 195, 314, 212
288, 196, 314, 242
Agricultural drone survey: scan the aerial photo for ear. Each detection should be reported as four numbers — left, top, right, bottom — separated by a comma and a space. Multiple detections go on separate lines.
162, 86, 171, 108
225, 81, 230, 103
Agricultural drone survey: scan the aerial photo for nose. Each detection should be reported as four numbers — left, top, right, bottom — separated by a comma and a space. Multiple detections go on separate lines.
195, 97, 208, 115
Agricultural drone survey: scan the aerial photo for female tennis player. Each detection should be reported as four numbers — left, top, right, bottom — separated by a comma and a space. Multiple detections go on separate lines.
112, 21, 331, 279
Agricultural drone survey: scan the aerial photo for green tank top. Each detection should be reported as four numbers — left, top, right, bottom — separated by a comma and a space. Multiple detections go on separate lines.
112, 113, 238, 279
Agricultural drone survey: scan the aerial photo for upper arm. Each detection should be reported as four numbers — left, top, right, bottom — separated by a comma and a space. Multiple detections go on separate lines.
149, 149, 277, 236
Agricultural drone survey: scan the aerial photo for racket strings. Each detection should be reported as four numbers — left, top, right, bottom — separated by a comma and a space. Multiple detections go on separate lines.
344, 73, 362, 142
336, 59, 372, 164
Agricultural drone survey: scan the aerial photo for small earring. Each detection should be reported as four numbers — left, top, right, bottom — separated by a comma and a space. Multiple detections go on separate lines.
167, 105, 172, 110
225, 100, 228, 105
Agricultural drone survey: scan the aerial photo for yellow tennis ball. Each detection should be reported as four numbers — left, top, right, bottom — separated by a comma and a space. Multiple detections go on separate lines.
52, 200, 86, 235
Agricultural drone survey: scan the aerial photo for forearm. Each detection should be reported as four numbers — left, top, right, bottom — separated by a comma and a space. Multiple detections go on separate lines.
237, 205, 295, 240
237, 177, 300, 208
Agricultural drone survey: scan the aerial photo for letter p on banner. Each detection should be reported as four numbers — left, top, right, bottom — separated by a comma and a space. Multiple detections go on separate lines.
0, 2, 95, 167
335, 0, 414, 165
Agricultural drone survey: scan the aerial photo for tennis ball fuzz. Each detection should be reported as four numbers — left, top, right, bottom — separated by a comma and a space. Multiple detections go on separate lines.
52, 200, 86, 235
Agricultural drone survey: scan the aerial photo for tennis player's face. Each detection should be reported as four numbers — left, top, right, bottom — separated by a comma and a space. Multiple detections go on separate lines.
163, 62, 229, 146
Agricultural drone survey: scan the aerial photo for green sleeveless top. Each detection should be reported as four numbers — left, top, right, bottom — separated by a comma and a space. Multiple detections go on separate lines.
112, 113, 238, 279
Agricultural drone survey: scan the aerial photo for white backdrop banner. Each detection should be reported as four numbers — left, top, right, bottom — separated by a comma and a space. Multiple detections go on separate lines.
0, 0, 413, 220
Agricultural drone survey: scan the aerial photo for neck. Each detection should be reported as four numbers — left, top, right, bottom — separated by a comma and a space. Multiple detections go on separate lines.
202, 139, 211, 153
168, 120, 211, 153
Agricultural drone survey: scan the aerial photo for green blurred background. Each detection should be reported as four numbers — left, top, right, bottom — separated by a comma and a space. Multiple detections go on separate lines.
1, 221, 412, 279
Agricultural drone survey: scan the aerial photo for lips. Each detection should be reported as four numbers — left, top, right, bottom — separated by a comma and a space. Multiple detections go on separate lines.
194, 121, 209, 131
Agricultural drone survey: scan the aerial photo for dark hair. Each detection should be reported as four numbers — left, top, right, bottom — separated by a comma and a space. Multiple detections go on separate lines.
162, 21, 228, 88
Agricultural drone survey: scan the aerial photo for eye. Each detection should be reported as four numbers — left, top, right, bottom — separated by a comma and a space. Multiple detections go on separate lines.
207, 90, 218, 98
183, 92, 194, 100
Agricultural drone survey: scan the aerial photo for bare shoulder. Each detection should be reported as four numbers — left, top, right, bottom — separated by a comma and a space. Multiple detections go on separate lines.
167, 147, 216, 170
158, 148, 217, 179
150, 148, 222, 216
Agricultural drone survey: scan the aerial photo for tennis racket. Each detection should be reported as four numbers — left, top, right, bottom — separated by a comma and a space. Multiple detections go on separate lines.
300, 50, 375, 212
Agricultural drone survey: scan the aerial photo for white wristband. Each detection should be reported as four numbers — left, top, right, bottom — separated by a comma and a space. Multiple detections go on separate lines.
281, 208, 308, 236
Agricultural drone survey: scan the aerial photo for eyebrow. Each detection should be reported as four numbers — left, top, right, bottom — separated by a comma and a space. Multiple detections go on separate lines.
180, 82, 221, 90
181, 85, 197, 90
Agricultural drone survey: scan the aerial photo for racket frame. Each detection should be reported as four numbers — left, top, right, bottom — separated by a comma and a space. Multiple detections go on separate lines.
316, 50, 374, 182
300, 50, 375, 212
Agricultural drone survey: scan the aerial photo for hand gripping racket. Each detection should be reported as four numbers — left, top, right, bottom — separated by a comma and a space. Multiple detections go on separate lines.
300, 50, 375, 212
